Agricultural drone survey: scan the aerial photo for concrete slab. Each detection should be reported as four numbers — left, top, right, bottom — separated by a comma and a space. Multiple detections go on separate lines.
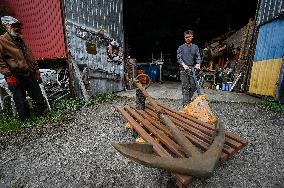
117, 81, 261, 104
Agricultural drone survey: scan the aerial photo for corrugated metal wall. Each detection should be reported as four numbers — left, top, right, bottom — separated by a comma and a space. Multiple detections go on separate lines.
63, 0, 124, 95
257, 0, 284, 26
276, 60, 284, 103
249, 18, 284, 97
254, 18, 284, 61
1, 0, 67, 60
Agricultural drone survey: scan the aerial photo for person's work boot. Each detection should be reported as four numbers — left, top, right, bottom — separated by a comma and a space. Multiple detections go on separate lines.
34, 102, 49, 117
182, 94, 191, 107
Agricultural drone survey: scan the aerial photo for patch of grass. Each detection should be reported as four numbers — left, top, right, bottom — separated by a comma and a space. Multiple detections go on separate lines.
88, 92, 117, 105
0, 92, 118, 133
0, 118, 24, 132
259, 98, 284, 112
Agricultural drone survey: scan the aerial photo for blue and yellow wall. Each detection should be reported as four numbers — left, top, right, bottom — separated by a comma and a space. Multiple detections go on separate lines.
249, 18, 284, 98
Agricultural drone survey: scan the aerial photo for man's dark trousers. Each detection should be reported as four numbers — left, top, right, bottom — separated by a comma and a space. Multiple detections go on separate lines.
8, 74, 47, 121
180, 69, 197, 106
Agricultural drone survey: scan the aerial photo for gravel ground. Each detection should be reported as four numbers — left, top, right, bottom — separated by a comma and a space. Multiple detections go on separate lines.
0, 96, 283, 188
118, 82, 261, 104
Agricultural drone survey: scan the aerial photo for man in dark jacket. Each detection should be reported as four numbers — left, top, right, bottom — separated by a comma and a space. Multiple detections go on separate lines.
0, 16, 47, 123
177, 30, 202, 106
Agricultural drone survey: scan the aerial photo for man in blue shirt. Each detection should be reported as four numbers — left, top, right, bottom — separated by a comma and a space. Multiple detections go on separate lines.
177, 30, 202, 106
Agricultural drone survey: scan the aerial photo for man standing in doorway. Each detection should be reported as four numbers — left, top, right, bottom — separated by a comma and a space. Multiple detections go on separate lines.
0, 16, 47, 123
177, 30, 202, 106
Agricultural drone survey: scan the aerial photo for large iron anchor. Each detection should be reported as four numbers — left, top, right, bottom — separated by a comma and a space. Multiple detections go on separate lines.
112, 79, 225, 177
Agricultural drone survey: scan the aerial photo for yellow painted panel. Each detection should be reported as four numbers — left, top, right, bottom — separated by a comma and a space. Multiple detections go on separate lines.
249, 58, 283, 97
249, 63, 259, 94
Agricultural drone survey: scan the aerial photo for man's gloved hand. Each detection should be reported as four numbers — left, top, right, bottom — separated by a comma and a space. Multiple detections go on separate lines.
35, 71, 42, 84
5, 75, 18, 87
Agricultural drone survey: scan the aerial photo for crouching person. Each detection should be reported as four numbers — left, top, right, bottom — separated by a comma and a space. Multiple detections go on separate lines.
0, 16, 47, 123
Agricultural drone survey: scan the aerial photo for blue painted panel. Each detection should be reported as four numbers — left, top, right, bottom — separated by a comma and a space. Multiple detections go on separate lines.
254, 18, 284, 61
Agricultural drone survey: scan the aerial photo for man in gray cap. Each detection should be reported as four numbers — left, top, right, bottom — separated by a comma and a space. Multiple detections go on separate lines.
0, 16, 47, 123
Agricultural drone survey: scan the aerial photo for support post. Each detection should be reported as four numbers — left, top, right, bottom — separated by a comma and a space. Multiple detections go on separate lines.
135, 89, 145, 110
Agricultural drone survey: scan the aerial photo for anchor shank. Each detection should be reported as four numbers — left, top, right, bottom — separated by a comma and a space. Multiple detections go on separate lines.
133, 79, 201, 157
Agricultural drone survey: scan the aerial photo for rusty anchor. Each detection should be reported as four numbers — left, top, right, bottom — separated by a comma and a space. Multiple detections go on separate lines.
112, 79, 225, 177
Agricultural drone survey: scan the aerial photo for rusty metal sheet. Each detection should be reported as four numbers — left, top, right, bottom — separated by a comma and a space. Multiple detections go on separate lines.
2, 0, 67, 60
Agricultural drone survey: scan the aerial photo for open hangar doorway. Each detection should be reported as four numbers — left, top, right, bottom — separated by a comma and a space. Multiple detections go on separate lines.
123, 0, 258, 82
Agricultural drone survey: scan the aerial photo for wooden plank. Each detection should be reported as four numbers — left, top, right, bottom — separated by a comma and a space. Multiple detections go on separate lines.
146, 106, 243, 151
151, 105, 245, 149
117, 107, 169, 157
72, 60, 90, 102
137, 107, 230, 160
159, 104, 249, 146
125, 106, 184, 157
116, 107, 194, 186
142, 107, 233, 159
147, 105, 215, 136
145, 107, 213, 142
117, 105, 248, 187
138, 110, 172, 136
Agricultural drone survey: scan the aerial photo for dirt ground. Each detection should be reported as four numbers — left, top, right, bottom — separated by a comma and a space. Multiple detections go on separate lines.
0, 82, 283, 188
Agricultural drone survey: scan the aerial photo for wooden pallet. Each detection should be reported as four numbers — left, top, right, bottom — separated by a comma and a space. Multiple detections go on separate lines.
117, 104, 248, 188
